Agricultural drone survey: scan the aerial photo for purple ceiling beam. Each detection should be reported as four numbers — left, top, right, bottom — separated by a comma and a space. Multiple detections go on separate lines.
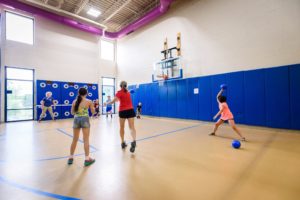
0, 0, 173, 39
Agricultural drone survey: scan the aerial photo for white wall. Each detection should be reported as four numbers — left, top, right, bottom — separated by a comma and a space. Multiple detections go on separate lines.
117, 0, 300, 84
0, 8, 117, 121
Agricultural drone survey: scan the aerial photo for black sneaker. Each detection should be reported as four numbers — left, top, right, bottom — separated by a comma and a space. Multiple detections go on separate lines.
130, 141, 136, 153
67, 158, 73, 165
121, 142, 127, 149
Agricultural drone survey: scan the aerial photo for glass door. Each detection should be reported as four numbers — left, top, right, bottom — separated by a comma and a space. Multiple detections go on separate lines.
5, 67, 34, 122
102, 77, 115, 114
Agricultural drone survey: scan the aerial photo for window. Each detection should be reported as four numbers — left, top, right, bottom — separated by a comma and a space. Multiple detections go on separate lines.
101, 40, 115, 61
102, 77, 115, 86
5, 11, 34, 45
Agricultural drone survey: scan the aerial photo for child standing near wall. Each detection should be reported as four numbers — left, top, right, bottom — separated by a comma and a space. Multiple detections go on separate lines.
210, 89, 246, 141
106, 96, 113, 118
38, 91, 56, 122
136, 102, 142, 119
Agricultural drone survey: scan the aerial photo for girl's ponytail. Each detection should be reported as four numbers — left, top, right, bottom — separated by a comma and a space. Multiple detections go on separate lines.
75, 87, 88, 112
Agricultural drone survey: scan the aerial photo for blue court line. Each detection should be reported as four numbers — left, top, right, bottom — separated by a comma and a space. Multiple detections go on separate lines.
0, 176, 80, 200
56, 128, 99, 151
136, 124, 201, 142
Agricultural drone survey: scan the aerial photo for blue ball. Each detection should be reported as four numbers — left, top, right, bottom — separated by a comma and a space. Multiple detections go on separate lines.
220, 84, 227, 90
232, 140, 241, 149
102, 93, 105, 96
130, 90, 135, 94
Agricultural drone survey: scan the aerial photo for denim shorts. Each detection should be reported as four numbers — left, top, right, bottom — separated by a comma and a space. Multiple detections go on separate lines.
73, 116, 90, 129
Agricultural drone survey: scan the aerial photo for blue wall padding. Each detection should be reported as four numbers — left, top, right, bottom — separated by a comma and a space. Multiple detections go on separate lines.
176, 79, 188, 119
36, 80, 61, 120
167, 81, 177, 118
265, 67, 290, 129
151, 83, 160, 116
159, 82, 168, 117
36, 80, 98, 120
211, 74, 227, 117
137, 84, 146, 114
198, 76, 213, 121
226, 72, 245, 124
187, 78, 199, 120
289, 64, 300, 129
128, 64, 299, 130
244, 69, 266, 126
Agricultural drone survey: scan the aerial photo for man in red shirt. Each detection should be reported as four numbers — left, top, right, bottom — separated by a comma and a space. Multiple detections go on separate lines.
106, 81, 137, 153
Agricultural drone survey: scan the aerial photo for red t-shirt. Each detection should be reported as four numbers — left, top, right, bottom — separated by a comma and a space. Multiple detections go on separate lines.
116, 89, 133, 111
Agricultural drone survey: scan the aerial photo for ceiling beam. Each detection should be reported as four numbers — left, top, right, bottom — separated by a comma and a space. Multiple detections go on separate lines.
102, 0, 131, 23
75, 0, 89, 14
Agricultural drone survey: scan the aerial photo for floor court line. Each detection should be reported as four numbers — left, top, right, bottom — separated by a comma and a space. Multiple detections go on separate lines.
0, 176, 81, 200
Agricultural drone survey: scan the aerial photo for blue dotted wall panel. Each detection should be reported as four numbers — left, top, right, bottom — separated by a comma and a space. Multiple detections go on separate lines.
36, 80, 61, 120
244, 69, 266, 126
265, 67, 290, 129
60, 82, 80, 119
198, 76, 213, 121
289, 64, 300, 130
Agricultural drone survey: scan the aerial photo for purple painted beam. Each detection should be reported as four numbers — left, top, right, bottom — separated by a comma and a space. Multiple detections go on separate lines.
0, 0, 173, 39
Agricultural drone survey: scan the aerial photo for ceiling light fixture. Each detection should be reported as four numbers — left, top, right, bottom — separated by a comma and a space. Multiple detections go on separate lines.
87, 8, 101, 17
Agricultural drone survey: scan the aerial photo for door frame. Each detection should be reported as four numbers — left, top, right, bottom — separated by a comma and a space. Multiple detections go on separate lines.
101, 77, 116, 115
5, 66, 35, 122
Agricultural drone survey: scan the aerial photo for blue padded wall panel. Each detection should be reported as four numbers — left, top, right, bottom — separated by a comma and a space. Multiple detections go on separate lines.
138, 84, 146, 115
211, 74, 227, 118
289, 64, 300, 130
265, 67, 290, 129
159, 82, 168, 117
198, 76, 213, 121
244, 69, 266, 126
36, 80, 62, 120
226, 72, 245, 123
187, 78, 199, 120
176, 79, 188, 119
167, 80, 177, 118
151, 83, 160, 116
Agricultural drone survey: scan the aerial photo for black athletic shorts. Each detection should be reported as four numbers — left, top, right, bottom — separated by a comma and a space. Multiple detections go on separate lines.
119, 109, 136, 119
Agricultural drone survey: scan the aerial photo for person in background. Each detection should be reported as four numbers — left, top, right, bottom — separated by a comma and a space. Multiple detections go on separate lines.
93, 99, 100, 118
136, 102, 142, 119
106, 96, 113, 119
38, 91, 56, 122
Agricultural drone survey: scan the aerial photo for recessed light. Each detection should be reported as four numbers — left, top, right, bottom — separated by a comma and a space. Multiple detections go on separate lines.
87, 8, 101, 17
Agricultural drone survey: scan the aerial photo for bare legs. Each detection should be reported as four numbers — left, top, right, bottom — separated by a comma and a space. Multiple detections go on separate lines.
119, 117, 137, 152
210, 119, 245, 140
128, 118, 136, 141
70, 128, 80, 156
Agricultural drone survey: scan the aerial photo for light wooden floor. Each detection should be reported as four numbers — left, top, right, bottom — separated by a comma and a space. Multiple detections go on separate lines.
0, 116, 300, 200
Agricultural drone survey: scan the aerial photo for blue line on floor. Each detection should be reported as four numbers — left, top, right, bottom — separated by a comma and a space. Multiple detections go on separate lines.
56, 128, 99, 151
0, 176, 80, 200
136, 124, 201, 142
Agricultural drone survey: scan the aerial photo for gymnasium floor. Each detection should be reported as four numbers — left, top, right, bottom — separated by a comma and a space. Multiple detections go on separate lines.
0, 116, 300, 200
